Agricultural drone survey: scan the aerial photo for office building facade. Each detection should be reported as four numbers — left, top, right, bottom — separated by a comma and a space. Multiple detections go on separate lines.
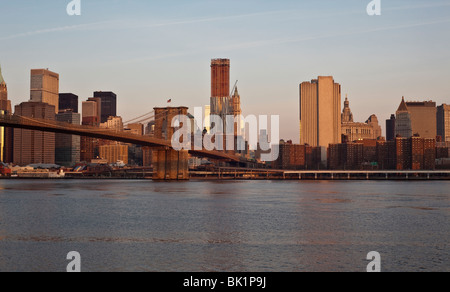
406, 100, 437, 139
13, 102, 56, 165
395, 97, 413, 139
386, 114, 396, 141
99, 143, 128, 164
341, 97, 382, 142
300, 76, 341, 147
81, 99, 101, 162
30, 69, 59, 113
93, 91, 117, 123
56, 111, 81, 167
437, 104, 450, 142
59, 93, 78, 113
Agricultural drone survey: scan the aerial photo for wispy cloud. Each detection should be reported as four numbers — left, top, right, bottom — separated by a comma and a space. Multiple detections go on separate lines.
3, 1, 450, 42
0, 10, 284, 42
122, 10, 289, 29
0, 21, 113, 41
118, 17, 450, 64
210, 18, 450, 52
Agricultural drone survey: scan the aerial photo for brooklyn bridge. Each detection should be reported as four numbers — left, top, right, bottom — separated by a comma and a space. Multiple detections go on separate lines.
0, 107, 244, 181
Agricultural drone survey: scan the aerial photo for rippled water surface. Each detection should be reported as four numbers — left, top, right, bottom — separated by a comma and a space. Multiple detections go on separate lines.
0, 179, 448, 272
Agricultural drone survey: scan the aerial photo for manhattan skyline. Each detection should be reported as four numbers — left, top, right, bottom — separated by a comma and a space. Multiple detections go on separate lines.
1, 0, 450, 141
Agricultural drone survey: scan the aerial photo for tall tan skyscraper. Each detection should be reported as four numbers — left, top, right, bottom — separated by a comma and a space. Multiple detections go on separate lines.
300, 76, 341, 147
405, 100, 437, 139
30, 69, 60, 113
394, 97, 437, 139
13, 102, 56, 166
81, 99, 101, 162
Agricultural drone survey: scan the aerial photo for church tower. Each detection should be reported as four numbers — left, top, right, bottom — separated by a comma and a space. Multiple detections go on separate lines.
341, 95, 353, 123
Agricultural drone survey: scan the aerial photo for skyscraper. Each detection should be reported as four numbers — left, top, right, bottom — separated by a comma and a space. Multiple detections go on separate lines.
367, 115, 382, 139
81, 99, 101, 162
386, 114, 396, 141
300, 76, 341, 148
59, 93, 79, 113
405, 100, 437, 139
437, 104, 450, 142
209, 58, 244, 152
210, 59, 230, 120
211, 59, 230, 99
93, 91, 117, 123
87, 97, 102, 120
82, 100, 100, 126
395, 97, 413, 138
56, 111, 81, 167
13, 102, 56, 165
30, 69, 59, 113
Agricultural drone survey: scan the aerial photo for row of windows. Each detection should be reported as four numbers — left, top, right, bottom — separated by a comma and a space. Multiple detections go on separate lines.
344, 128, 373, 135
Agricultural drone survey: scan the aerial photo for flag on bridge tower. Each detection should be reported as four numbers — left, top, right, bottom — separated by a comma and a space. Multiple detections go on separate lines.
167, 99, 172, 104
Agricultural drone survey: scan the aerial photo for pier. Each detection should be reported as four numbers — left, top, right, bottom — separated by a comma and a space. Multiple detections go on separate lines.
190, 167, 450, 180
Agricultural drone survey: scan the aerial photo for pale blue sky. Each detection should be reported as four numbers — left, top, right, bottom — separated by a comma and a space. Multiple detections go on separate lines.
1, 0, 450, 140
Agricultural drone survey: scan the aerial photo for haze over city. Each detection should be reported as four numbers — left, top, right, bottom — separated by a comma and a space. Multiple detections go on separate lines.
1, 0, 450, 141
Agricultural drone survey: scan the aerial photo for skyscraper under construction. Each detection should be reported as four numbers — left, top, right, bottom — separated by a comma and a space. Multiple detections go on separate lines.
210, 59, 231, 120
209, 59, 242, 150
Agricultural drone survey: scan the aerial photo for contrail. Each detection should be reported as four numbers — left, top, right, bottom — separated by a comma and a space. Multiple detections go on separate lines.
0, 21, 112, 41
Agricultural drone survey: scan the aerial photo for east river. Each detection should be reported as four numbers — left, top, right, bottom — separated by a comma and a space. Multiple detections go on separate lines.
0, 179, 448, 272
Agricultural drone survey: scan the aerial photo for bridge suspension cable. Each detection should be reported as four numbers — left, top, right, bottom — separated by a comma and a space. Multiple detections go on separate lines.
123, 110, 155, 124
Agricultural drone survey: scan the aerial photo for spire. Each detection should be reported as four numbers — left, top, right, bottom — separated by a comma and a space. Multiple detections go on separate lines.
233, 86, 239, 97
342, 95, 353, 123
344, 94, 349, 107
397, 96, 409, 112
0, 64, 5, 85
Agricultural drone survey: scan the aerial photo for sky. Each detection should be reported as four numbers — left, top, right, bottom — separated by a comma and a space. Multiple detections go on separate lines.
1, 0, 449, 141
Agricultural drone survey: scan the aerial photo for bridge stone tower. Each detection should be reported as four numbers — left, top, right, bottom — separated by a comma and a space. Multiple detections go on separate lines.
152, 107, 189, 180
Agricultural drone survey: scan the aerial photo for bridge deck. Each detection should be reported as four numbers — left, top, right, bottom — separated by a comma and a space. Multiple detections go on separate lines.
0, 114, 241, 162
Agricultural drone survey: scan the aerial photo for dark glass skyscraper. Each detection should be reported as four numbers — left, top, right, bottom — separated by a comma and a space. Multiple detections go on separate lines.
94, 91, 117, 123
59, 93, 79, 113
386, 114, 396, 141
56, 111, 81, 167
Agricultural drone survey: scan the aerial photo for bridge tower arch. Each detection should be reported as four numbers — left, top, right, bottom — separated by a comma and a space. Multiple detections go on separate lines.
152, 107, 189, 180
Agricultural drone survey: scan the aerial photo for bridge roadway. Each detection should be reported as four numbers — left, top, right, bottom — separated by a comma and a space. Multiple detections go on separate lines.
0, 114, 241, 162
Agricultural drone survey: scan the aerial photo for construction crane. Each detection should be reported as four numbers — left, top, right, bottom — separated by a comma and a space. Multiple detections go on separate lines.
230, 80, 238, 98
